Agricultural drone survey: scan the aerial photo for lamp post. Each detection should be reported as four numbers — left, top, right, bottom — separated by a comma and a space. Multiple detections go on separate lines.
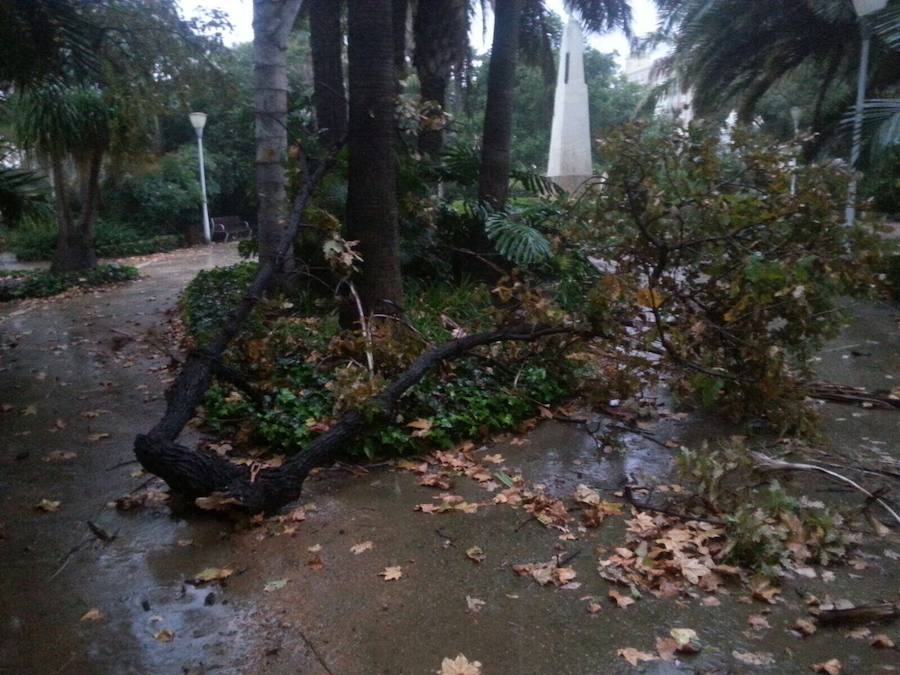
189, 112, 211, 243
846, 0, 887, 227
790, 106, 802, 195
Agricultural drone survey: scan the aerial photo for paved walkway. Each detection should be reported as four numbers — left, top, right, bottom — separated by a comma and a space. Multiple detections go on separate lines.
0, 247, 898, 674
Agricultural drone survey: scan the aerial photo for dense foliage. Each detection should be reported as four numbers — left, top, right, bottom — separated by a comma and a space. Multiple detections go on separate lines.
0, 263, 137, 301
8, 218, 181, 261
183, 265, 573, 459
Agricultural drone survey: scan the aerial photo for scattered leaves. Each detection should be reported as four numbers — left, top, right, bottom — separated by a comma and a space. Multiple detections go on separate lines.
811, 659, 841, 674
350, 541, 374, 555
380, 566, 403, 581
438, 654, 481, 675
80, 608, 104, 622
617, 647, 658, 666
35, 499, 60, 512
466, 546, 485, 564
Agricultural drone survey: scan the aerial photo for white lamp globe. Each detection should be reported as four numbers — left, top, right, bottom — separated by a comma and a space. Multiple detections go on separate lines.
189, 112, 207, 130
852, 0, 888, 17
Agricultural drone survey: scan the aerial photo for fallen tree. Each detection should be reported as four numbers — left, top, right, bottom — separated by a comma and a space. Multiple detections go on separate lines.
136, 325, 577, 513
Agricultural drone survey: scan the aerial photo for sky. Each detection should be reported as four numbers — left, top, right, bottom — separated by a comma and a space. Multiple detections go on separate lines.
177, 0, 660, 66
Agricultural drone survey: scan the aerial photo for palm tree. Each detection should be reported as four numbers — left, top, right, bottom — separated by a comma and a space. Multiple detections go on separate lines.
253, 0, 305, 279
413, 0, 470, 156
649, 0, 900, 138
346, 0, 404, 315
308, 0, 347, 147
12, 84, 112, 271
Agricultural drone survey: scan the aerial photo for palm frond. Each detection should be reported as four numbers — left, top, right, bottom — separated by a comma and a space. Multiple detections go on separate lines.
0, 167, 51, 226
485, 212, 552, 265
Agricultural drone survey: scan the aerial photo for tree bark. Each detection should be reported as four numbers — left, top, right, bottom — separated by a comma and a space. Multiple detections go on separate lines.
51, 153, 96, 272
309, 0, 347, 147
392, 0, 408, 81
477, 0, 524, 210
253, 0, 304, 280
412, 0, 468, 157
346, 0, 403, 316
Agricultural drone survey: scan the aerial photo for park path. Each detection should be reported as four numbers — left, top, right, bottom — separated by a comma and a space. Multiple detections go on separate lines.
1, 245, 898, 674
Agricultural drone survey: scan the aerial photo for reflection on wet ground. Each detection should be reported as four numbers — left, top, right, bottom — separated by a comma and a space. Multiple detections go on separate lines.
1, 250, 897, 674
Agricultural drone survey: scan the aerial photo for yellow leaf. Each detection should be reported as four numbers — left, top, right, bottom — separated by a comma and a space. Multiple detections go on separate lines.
350, 541, 374, 555
192, 567, 234, 584
407, 418, 433, 438
439, 654, 482, 675
636, 286, 665, 309
617, 647, 658, 666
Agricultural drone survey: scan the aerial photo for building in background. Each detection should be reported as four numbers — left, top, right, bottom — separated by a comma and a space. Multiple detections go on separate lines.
624, 54, 694, 124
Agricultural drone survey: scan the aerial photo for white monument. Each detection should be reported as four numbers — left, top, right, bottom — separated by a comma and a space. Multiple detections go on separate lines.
546, 17, 593, 193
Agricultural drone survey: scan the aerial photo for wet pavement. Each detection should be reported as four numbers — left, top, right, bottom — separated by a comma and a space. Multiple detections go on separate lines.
1, 251, 898, 674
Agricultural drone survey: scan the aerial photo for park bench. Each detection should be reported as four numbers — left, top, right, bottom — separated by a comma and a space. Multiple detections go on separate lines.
211, 216, 253, 242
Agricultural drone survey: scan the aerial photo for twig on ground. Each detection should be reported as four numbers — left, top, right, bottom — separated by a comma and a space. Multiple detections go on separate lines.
751, 451, 900, 526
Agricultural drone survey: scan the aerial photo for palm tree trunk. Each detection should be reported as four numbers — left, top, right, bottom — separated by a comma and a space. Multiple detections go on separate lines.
309, 0, 347, 147
477, 0, 524, 210
50, 155, 95, 272
392, 0, 408, 81
253, 0, 304, 281
346, 0, 403, 316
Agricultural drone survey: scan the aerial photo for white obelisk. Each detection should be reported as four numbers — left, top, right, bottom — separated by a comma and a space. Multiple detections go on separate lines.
547, 17, 592, 193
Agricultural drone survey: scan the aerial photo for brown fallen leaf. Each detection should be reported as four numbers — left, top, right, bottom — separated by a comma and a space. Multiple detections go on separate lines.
670, 628, 701, 654
407, 418, 433, 438
465, 595, 485, 613
154, 628, 174, 642
870, 634, 894, 649
587, 601, 603, 615
307, 555, 324, 571
732, 650, 774, 666
608, 589, 635, 608
811, 658, 841, 674
792, 618, 817, 637
419, 474, 452, 490
438, 654, 481, 675
380, 566, 403, 581
23, 404, 37, 416
466, 546, 485, 564
35, 499, 60, 512
656, 636, 678, 661
617, 647, 658, 666
80, 608, 104, 622
350, 540, 374, 555
43, 451, 77, 462
748, 614, 771, 631
87, 432, 111, 442
482, 453, 504, 464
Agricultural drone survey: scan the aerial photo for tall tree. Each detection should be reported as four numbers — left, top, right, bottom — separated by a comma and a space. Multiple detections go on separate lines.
253, 0, 304, 277
477, 0, 525, 209
413, 0, 469, 156
346, 0, 403, 315
308, 0, 347, 146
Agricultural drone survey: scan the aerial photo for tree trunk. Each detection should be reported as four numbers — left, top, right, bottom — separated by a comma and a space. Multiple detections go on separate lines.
392, 0, 408, 81
253, 0, 304, 281
50, 154, 96, 272
413, 0, 469, 157
309, 0, 347, 147
346, 0, 403, 316
477, 0, 524, 210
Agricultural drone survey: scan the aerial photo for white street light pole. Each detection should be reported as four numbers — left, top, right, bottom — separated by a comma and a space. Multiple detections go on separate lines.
189, 112, 211, 243
846, 0, 887, 227
790, 106, 802, 196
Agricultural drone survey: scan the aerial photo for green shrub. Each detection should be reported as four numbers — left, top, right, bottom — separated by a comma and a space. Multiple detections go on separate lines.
185, 264, 574, 459
103, 144, 220, 236
10, 217, 183, 261
0, 263, 138, 301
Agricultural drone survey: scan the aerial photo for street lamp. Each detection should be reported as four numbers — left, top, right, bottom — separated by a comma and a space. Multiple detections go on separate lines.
189, 112, 211, 243
846, 0, 888, 226
790, 106, 802, 195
